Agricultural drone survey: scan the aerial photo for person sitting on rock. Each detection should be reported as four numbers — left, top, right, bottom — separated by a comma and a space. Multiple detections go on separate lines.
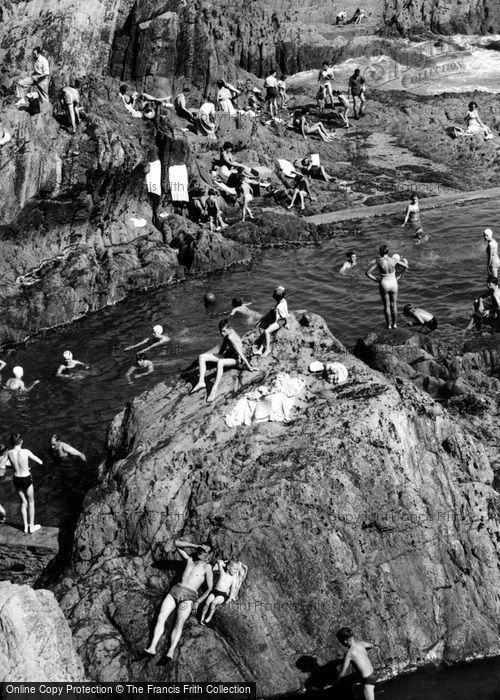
56, 350, 89, 377
294, 156, 332, 182
287, 173, 315, 210
254, 286, 288, 356
126, 354, 154, 384
339, 250, 357, 273
453, 101, 493, 141
49, 434, 86, 461
197, 100, 216, 137
145, 541, 213, 663
466, 277, 500, 331
7, 433, 43, 535
292, 108, 336, 142
173, 86, 196, 124
403, 304, 437, 332
15, 46, 50, 108
4, 366, 40, 393
229, 297, 263, 325
337, 627, 377, 700
119, 85, 142, 118
200, 560, 247, 625
124, 325, 170, 353
59, 80, 82, 134
191, 319, 256, 402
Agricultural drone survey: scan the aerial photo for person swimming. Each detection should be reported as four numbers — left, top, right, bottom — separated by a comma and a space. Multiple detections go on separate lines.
126, 354, 154, 384
124, 325, 170, 353
56, 350, 89, 377
4, 366, 40, 393
339, 251, 357, 273
365, 245, 409, 329
228, 298, 263, 325
402, 194, 424, 242
49, 434, 87, 461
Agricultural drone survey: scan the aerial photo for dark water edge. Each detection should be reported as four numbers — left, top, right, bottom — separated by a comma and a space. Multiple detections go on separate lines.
270, 655, 500, 699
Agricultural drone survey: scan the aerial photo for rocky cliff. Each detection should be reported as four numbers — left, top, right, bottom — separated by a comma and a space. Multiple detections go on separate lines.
0, 581, 86, 682
54, 313, 500, 693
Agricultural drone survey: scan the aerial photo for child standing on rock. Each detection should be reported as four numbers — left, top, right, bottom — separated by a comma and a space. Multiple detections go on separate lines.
254, 286, 288, 356
337, 627, 378, 699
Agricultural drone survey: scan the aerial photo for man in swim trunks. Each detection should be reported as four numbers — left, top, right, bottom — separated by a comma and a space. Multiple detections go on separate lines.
264, 69, 278, 120
191, 319, 256, 401
126, 354, 154, 384
348, 68, 366, 119
403, 304, 437, 332
7, 433, 43, 534
337, 627, 377, 699
145, 541, 213, 661
49, 434, 87, 461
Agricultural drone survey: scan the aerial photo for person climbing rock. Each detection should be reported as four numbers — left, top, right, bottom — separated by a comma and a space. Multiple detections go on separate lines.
59, 80, 82, 134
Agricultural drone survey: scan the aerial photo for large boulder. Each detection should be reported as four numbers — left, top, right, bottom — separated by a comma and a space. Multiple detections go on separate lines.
0, 581, 85, 682
55, 312, 500, 692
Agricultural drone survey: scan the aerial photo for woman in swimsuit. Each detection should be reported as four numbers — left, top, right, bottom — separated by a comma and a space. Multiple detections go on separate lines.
293, 108, 336, 142
402, 194, 425, 242
484, 228, 500, 279
465, 102, 493, 139
365, 245, 409, 329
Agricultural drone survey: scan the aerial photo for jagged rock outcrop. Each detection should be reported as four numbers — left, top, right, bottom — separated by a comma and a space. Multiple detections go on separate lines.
0, 581, 86, 682
54, 312, 500, 692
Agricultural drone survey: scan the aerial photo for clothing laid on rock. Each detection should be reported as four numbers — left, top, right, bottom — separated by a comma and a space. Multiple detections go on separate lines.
225, 373, 305, 427
145, 160, 161, 195
169, 165, 189, 202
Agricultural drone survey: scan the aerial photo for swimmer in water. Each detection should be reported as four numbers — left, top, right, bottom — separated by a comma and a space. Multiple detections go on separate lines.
49, 434, 87, 461
4, 366, 40, 393
403, 304, 438, 332
7, 433, 43, 534
365, 245, 409, 329
191, 319, 256, 402
126, 354, 154, 384
339, 251, 357, 273
337, 627, 378, 700
228, 297, 263, 325
124, 325, 170, 353
56, 350, 89, 377
402, 194, 424, 242
483, 228, 500, 280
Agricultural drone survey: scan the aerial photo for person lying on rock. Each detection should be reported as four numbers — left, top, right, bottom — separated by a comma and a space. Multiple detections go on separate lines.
191, 319, 256, 402
292, 108, 336, 142
336, 627, 378, 700
56, 350, 89, 377
200, 560, 242, 625
124, 325, 170, 354
253, 286, 288, 356
403, 304, 437, 332
126, 354, 154, 384
4, 366, 40, 393
294, 157, 332, 182
466, 276, 500, 331
49, 434, 86, 462
145, 541, 213, 661
7, 433, 43, 535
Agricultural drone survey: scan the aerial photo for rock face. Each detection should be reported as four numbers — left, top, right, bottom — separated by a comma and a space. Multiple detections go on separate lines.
55, 313, 500, 692
0, 581, 86, 682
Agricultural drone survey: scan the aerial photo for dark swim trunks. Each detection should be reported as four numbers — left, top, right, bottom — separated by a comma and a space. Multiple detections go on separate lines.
266, 86, 277, 100
424, 317, 438, 331
212, 589, 230, 602
361, 675, 377, 686
169, 584, 198, 604
13, 475, 33, 493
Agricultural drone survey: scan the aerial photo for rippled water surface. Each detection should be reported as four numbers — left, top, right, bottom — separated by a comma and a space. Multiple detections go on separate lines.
0, 199, 498, 694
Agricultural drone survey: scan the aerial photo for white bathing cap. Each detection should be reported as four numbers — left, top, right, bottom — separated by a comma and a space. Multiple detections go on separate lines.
484, 228, 493, 237
274, 286, 286, 296
13, 366, 24, 378
392, 253, 401, 261
63, 350, 73, 360
153, 325, 163, 335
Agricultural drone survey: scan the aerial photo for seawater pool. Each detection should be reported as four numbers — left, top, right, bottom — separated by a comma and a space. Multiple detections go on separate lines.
0, 198, 498, 696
